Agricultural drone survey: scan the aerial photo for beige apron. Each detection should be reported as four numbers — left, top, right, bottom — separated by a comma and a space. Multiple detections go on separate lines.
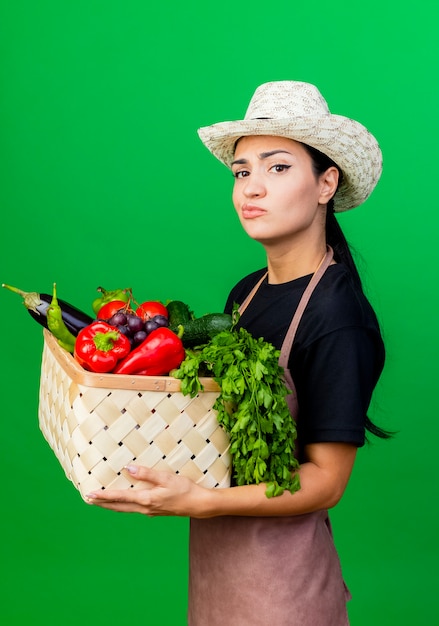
188, 247, 351, 625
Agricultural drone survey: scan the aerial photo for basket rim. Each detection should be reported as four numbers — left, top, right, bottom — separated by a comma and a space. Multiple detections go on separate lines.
42, 328, 221, 392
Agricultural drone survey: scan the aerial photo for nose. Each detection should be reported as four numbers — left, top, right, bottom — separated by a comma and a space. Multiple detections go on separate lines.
242, 173, 266, 198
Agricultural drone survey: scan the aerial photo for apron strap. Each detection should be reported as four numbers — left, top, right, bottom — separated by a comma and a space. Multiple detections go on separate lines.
279, 246, 334, 369
238, 272, 267, 317
280, 245, 334, 431
238, 247, 334, 350
236, 246, 334, 443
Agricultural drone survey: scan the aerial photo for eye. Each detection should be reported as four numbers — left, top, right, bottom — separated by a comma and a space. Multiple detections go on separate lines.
270, 164, 291, 173
233, 169, 250, 179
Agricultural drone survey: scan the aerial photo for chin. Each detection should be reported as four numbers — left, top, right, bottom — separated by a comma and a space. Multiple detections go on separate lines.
242, 227, 282, 244
240, 222, 273, 241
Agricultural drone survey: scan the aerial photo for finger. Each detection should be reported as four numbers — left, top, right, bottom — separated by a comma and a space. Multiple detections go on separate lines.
86, 497, 147, 515
85, 489, 154, 514
123, 464, 173, 485
85, 487, 143, 504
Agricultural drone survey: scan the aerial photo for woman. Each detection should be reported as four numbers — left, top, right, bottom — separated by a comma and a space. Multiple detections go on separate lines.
87, 81, 389, 625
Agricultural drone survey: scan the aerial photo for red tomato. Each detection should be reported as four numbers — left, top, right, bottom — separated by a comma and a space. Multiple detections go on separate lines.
96, 300, 131, 320
136, 301, 168, 321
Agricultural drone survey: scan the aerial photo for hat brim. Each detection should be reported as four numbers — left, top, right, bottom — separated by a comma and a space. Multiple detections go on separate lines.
198, 114, 382, 212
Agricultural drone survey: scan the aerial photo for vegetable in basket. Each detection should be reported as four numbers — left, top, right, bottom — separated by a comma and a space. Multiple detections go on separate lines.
166, 300, 194, 328
74, 320, 131, 373
113, 326, 185, 376
177, 313, 233, 346
166, 301, 232, 346
2, 283, 93, 334
173, 322, 300, 498
96, 299, 132, 320
46, 283, 77, 353
92, 286, 131, 316
136, 300, 168, 321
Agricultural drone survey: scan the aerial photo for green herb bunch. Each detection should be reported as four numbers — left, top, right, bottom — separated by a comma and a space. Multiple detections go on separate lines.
173, 325, 301, 498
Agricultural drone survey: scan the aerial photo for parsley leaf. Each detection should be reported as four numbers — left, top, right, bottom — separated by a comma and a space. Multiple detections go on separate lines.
173, 324, 300, 498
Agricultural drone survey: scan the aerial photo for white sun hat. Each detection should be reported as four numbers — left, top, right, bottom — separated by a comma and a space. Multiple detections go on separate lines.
198, 81, 382, 212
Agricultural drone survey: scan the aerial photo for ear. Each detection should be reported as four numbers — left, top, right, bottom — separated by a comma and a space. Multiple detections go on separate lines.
318, 167, 339, 205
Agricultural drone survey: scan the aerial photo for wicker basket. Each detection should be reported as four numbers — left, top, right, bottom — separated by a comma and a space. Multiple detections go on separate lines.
38, 329, 231, 500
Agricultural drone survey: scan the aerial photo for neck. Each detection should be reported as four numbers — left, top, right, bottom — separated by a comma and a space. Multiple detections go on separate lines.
265, 238, 328, 284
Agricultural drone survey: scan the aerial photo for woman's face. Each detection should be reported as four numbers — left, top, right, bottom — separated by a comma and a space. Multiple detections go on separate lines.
231, 135, 336, 249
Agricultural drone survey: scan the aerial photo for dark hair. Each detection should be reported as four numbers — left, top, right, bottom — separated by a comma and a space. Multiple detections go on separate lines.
300, 144, 365, 288
302, 143, 393, 440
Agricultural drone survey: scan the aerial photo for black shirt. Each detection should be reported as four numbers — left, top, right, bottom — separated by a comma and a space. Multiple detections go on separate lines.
224, 263, 385, 451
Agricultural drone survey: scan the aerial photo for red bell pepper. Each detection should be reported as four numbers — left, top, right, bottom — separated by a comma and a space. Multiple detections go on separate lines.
113, 327, 185, 376
74, 321, 131, 373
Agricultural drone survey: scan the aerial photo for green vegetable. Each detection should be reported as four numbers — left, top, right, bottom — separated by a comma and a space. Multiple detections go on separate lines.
173, 324, 300, 498
92, 286, 131, 316
47, 283, 77, 353
166, 300, 194, 330
178, 313, 233, 346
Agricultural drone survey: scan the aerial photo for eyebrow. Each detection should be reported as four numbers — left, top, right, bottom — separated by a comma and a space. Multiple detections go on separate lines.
231, 149, 292, 166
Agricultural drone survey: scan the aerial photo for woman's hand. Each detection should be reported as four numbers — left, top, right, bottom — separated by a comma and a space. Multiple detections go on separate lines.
86, 465, 209, 517
86, 442, 357, 518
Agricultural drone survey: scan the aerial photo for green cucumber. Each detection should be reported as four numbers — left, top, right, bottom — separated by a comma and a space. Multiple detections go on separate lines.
180, 313, 233, 346
167, 300, 194, 330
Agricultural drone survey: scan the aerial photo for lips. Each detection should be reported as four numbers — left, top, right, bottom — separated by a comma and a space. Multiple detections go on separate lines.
241, 204, 267, 219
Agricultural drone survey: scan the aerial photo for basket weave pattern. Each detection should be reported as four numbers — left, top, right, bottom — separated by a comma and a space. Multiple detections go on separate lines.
38, 330, 231, 500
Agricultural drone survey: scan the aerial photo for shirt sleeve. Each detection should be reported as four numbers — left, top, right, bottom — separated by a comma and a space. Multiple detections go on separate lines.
291, 326, 381, 448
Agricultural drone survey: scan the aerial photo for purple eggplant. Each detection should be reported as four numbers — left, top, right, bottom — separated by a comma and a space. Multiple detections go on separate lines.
2, 283, 93, 335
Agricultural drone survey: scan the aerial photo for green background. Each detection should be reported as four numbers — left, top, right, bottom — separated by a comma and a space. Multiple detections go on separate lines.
1, 1, 437, 624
